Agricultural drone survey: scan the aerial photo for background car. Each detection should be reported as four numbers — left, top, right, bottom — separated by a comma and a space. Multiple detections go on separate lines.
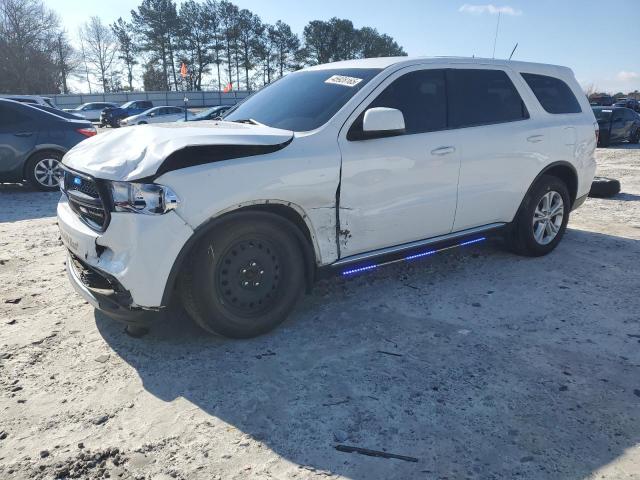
592, 106, 640, 146
177, 105, 232, 122
121, 106, 194, 126
613, 98, 640, 113
100, 100, 153, 127
29, 104, 84, 120
0, 95, 57, 108
0, 99, 96, 190
63, 102, 118, 122
589, 94, 614, 106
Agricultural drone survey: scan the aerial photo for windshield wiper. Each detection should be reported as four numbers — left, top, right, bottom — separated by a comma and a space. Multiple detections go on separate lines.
230, 118, 264, 126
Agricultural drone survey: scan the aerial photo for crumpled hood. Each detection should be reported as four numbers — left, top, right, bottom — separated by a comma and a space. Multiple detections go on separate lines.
63, 121, 294, 181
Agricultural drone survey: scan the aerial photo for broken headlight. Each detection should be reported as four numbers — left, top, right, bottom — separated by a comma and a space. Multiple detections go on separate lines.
108, 181, 179, 215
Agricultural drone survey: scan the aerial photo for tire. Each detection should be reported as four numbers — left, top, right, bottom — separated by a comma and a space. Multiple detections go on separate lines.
179, 213, 306, 338
138, 121, 147, 125
589, 177, 621, 198
506, 174, 571, 257
629, 128, 640, 144
25, 150, 63, 191
598, 131, 610, 147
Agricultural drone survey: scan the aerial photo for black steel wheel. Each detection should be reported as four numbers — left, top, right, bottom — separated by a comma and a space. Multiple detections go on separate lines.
180, 212, 306, 338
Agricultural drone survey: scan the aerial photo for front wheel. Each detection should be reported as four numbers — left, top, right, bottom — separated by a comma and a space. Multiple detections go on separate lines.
506, 175, 570, 257
25, 151, 63, 191
179, 213, 306, 338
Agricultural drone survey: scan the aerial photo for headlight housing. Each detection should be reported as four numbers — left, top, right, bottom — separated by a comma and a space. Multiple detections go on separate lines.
109, 181, 179, 215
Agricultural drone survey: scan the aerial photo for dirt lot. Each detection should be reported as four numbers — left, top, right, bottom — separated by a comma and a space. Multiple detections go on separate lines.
1, 146, 639, 480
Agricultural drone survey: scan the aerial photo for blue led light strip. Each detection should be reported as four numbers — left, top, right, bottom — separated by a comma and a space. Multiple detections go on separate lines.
341, 237, 486, 276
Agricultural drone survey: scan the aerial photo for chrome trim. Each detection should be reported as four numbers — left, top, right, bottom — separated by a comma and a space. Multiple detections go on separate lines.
332, 223, 506, 267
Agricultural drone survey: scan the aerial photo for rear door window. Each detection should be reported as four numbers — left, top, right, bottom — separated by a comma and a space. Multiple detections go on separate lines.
447, 69, 529, 129
521, 73, 582, 114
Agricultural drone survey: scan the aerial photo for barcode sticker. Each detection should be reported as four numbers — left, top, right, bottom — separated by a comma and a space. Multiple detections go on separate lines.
325, 75, 363, 87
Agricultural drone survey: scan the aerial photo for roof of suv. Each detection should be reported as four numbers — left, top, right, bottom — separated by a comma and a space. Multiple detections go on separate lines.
303, 56, 574, 77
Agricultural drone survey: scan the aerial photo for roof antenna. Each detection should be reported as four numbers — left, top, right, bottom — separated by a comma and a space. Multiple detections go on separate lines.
492, 11, 501, 58
509, 43, 518, 60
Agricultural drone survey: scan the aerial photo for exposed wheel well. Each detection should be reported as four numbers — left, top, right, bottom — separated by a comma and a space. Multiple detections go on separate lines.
543, 164, 578, 206
163, 205, 318, 306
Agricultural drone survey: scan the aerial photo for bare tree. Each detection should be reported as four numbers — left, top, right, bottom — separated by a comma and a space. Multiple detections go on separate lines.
79, 16, 118, 92
0, 0, 60, 93
53, 30, 78, 94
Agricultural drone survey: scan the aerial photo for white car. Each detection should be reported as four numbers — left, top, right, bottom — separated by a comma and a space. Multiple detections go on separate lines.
64, 102, 119, 122
57, 57, 597, 338
121, 106, 194, 126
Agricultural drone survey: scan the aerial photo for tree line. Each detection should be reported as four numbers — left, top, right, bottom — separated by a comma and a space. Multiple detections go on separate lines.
0, 0, 407, 95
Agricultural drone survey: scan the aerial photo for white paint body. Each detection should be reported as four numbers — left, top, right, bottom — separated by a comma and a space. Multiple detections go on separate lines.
57, 57, 597, 309
121, 106, 195, 126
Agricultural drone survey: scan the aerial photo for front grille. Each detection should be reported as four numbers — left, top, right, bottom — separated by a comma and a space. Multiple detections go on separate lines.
61, 168, 110, 232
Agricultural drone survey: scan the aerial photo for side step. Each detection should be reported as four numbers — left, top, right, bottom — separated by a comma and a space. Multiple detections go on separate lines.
327, 223, 506, 277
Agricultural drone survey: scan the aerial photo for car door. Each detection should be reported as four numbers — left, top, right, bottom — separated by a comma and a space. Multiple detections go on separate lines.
610, 110, 626, 141
149, 107, 169, 123
81, 103, 97, 121
623, 109, 636, 139
448, 67, 535, 231
337, 67, 460, 257
0, 102, 37, 179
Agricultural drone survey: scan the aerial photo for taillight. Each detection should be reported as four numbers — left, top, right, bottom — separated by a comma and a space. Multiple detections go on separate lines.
594, 122, 599, 143
77, 127, 97, 138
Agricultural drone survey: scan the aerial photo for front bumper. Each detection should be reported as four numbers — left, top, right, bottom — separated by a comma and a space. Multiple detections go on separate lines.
66, 253, 150, 323
57, 195, 194, 310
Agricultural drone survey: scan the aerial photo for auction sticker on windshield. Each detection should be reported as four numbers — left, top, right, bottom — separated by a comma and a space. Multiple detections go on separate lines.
325, 75, 363, 87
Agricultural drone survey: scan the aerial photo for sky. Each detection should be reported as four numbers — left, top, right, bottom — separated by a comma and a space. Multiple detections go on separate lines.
50, 0, 640, 93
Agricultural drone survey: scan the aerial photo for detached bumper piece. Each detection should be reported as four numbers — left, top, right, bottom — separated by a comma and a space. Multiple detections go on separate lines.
66, 252, 152, 324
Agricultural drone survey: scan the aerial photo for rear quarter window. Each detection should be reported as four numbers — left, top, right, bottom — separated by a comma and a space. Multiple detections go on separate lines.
521, 73, 582, 114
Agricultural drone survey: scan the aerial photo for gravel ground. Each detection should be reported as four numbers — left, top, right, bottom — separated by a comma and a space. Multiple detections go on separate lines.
0, 145, 639, 480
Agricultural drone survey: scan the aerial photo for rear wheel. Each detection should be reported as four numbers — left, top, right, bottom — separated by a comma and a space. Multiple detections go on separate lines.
25, 150, 63, 191
180, 213, 305, 338
506, 175, 570, 257
629, 128, 640, 144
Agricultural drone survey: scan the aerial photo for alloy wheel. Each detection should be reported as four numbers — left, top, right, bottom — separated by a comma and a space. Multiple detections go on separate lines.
34, 158, 61, 188
532, 191, 564, 245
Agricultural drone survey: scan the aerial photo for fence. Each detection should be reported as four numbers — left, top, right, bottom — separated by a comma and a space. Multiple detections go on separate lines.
47, 90, 251, 110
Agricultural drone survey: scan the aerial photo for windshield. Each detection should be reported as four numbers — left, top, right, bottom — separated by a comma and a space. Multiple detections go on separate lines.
193, 106, 224, 120
224, 68, 382, 131
120, 101, 135, 109
593, 109, 612, 121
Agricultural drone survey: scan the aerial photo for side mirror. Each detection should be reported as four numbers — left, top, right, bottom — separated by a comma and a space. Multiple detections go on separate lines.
148, 112, 155, 117
362, 107, 405, 138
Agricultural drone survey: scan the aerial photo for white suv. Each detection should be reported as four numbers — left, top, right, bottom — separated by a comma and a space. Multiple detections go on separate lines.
57, 57, 597, 338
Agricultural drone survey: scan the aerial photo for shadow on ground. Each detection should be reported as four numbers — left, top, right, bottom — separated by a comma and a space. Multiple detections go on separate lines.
96, 229, 640, 479
0, 183, 59, 221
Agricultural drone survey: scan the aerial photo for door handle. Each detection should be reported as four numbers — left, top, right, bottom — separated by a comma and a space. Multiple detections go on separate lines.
14, 132, 33, 137
527, 134, 544, 143
431, 146, 455, 156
